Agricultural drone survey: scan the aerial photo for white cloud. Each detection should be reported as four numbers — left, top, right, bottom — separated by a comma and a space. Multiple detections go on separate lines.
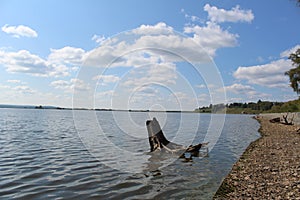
204, 4, 254, 23
13, 85, 36, 94
93, 74, 120, 85
224, 83, 270, 100
83, 43, 125, 67
0, 84, 73, 107
198, 93, 209, 102
181, 9, 204, 24
50, 80, 70, 90
122, 62, 177, 88
85, 33, 206, 68
92, 34, 106, 45
48, 46, 85, 66
184, 22, 238, 56
0, 49, 74, 77
180, 4, 253, 58
0, 50, 68, 77
7, 79, 21, 83
50, 78, 90, 93
0, 14, 250, 109
132, 34, 212, 62
224, 83, 255, 94
233, 45, 300, 89
233, 59, 292, 88
280, 44, 300, 58
0, 46, 85, 78
131, 22, 174, 35
0, 82, 36, 95
85, 21, 243, 68
2, 24, 38, 38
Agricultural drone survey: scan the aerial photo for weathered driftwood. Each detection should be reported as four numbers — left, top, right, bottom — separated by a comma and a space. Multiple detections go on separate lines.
146, 117, 207, 156
282, 113, 294, 125
146, 117, 171, 151
269, 117, 280, 123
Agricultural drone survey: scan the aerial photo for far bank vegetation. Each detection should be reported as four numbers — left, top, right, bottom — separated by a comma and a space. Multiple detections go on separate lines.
195, 99, 300, 114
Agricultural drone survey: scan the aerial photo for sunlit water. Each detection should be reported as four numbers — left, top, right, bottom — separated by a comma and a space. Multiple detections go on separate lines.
0, 109, 260, 199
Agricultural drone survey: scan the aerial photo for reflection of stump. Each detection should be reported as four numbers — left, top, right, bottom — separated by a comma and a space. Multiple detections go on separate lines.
146, 117, 170, 152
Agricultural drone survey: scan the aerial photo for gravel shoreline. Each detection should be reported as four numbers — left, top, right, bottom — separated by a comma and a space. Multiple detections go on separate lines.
214, 115, 300, 199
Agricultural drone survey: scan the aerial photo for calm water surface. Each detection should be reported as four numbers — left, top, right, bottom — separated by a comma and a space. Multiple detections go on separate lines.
0, 109, 260, 199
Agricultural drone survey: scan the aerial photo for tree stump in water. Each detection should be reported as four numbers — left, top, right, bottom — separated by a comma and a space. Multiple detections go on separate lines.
146, 117, 207, 155
146, 117, 171, 152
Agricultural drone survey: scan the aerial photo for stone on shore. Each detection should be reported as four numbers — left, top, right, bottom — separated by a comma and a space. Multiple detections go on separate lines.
214, 115, 300, 199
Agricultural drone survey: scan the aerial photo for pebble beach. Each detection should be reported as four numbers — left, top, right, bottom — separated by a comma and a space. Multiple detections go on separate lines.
214, 114, 300, 199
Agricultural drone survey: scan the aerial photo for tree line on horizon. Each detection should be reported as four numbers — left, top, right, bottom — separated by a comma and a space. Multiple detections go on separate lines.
195, 99, 300, 114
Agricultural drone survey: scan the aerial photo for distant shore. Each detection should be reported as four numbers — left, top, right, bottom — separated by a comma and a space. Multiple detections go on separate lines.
214, 114, 300, 199
0, 104, 195, 113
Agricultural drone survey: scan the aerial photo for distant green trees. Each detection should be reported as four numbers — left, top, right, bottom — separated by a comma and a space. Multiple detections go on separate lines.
285, 49, 300, 94
195, 99, 300, 113
227, 100, 274, 111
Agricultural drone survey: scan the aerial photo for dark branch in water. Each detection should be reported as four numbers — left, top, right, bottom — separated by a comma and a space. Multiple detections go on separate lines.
146, 117, 208, 157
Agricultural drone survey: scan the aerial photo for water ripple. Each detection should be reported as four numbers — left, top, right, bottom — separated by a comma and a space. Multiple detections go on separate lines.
0, 109, 259, 199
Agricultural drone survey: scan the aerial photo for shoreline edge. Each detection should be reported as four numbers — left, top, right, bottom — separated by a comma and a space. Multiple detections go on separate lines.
213, 114, 300, 199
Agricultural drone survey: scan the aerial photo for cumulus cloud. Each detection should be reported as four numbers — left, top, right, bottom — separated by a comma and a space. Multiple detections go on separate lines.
234, 59, 292, 88
122, 62, 177, 88
224, 83, 270, 100
131, 22, 174, 35
50, 78, 90, 93
84, 21, 228, 109
204, 4, 254, 23
0, 5, 254, 109
180, 4, 254, 56
224, 83, 255, 94
280, 44, 300, 58
85, 26, 212, 67
0, 50, 69, 77
93, 74, 120, 85
132, 34, 212, 62
2, 24, 38, 38
13, 85, 36, 94
83, 43, 125, 67
233, 45, 300, 89
184, 22, 238, 56
0, 47, 86, 77
84, 17, 249, 68
48, 46, 85, 66
0, 82, 36, 95
50, 80, 70, 90
198, 93, 209, 102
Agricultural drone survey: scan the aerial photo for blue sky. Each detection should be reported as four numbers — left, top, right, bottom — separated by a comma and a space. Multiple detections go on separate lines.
0, 0, 300, 110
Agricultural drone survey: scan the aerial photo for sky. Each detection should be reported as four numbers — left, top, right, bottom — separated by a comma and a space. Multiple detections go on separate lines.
0, 0, 300, 110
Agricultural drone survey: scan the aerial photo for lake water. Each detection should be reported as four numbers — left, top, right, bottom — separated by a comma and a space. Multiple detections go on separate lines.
0, 109, 260, 199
